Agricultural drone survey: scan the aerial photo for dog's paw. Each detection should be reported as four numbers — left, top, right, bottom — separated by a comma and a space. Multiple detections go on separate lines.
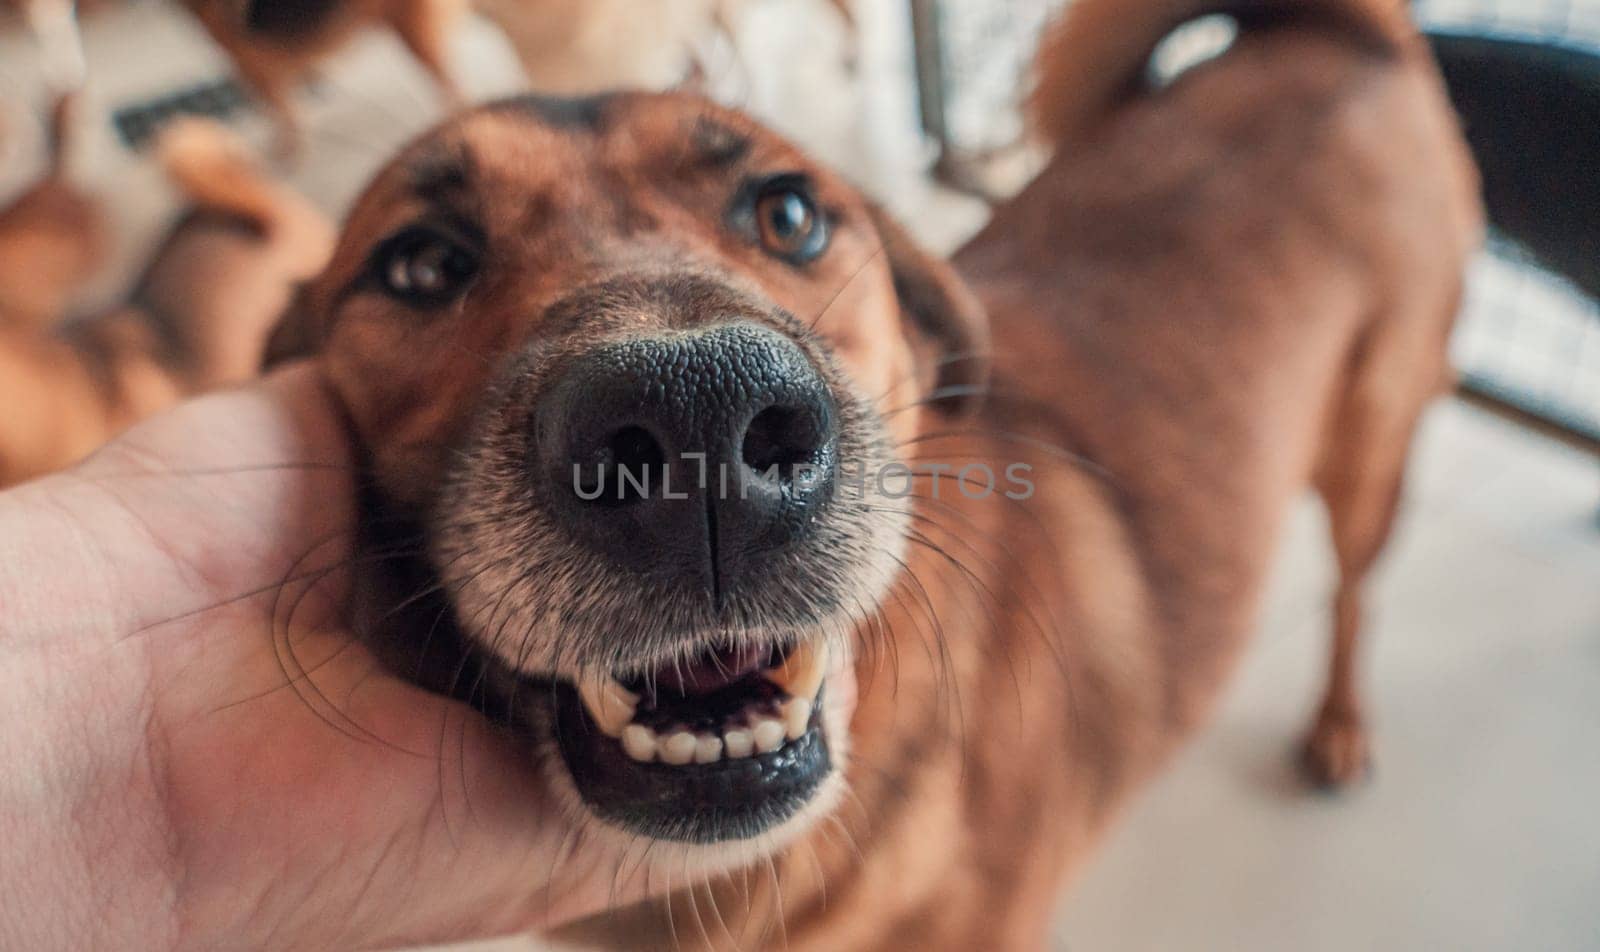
1298, 708, 1371, 792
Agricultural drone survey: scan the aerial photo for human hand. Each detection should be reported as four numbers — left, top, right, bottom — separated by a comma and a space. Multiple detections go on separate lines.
0, 367, 640, 951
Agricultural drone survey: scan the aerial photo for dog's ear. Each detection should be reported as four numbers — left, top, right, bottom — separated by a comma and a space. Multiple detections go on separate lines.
864, 202, 990, 414
262, 283, 322, 369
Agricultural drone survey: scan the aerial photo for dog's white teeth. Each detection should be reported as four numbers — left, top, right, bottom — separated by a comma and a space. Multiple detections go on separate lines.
781, 697, 813, 740
579, 678, 639, 738
661, 731, 698, 765
590, 641, 827, 766
622, 724, 657, 762
616, 720, 801, 765
765, 640, 828, 702
693, 734, 724, 764
723, 728, 755, 759
753, 717, 787, 753
656, 729, 694, 768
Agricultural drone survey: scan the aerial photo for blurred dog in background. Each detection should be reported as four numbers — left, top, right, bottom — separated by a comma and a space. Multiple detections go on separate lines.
0, 112, 332, 486
177, 0, 467, 154
0, 94, 104, 334
173, 0, 857, 150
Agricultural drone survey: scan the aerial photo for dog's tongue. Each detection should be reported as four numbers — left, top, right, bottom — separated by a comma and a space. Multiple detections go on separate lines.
653, 644, 770, 696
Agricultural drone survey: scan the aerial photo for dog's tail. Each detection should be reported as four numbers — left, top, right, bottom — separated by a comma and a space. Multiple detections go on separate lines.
1030, 0, 1416, 145
155, 118, 296, 231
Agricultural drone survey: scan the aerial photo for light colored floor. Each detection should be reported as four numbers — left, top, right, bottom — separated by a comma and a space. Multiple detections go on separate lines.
1057, 400, 1600, 952
4, 3, 1597, 950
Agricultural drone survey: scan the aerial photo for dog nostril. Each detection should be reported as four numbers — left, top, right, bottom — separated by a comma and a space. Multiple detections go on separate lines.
610, 426, 665, 476
741, 405, 824, 476
575, 425, 665, 505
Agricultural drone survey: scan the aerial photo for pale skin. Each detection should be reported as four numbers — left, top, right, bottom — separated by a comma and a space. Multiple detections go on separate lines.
0, 367, 647, 950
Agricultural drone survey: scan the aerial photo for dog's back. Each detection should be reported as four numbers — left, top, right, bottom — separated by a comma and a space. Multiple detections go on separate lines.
958, 0, 1481, 727
768, 1, 1481, 946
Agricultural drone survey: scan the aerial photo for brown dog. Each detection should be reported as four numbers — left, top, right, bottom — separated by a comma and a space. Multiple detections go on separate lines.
0, 119, 334, 487
268, 0, 1480, 946
177, 0, 465, 154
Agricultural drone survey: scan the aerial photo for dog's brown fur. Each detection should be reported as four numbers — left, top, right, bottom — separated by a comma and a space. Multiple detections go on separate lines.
0, 119, 334, 487
0, 94, 103, 333
277, 0, 1480, 947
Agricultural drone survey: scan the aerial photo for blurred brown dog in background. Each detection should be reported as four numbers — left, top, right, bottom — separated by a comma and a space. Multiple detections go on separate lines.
177, 0, 467, 154
174, 0, 858, 151
0, 94, 103, 333
0, 115, 333, 486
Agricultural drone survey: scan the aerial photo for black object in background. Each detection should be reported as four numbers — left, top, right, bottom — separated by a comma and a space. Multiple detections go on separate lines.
243, 0, 345, 40
1427, 32, 1600, 303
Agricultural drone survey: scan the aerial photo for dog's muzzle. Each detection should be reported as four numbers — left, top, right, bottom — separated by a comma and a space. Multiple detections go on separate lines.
532, 321, 844, 841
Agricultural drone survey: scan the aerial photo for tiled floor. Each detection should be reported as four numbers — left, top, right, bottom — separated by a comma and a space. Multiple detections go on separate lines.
5, 3, 1597, 949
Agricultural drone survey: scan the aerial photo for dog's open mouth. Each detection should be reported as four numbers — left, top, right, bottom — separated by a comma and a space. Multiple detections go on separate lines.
553, 638, 832, 843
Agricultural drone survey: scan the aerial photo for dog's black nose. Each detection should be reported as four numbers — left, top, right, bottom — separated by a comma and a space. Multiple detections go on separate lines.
538, 323, 838, 601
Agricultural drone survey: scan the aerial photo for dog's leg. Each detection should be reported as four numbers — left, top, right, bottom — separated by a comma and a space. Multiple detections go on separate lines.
0, 91, 104, 332
1301, 479, 1394, 790
1301, 329, 1442, 790
151, 118, 335, 387
393, 0, 466, 110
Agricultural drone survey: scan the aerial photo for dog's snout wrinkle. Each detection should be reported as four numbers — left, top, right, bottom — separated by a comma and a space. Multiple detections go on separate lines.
539, 322, 838, 602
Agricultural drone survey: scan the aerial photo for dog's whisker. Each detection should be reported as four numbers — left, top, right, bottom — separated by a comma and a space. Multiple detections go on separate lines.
261, 567, 391, 749
897, 425, 1118, 485
881, 550, 965, 747
878, 382, 992, 416
807, 241, 885, 332
894, 538, 986, 770
866, 348, 1000, 410
901, 492, 1077, 692
682, 858, 717, 950
454, 676, 482, 832
901, 521, 1036, 727
130, 535, 422, 640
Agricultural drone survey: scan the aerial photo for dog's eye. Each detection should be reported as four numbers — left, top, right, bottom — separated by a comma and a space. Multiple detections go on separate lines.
754, 182, 828, 264
374, 228, 478, 306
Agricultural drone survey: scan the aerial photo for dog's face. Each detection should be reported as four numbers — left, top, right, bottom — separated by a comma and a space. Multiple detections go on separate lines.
275, 92, 985, 867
